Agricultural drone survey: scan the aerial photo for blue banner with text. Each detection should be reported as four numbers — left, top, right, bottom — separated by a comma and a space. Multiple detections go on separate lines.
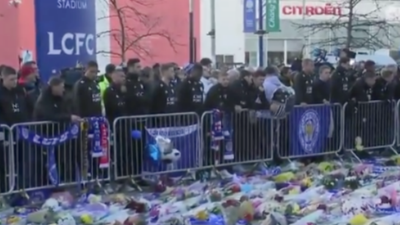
34, 0, 96, 81
243, 0, 257, 33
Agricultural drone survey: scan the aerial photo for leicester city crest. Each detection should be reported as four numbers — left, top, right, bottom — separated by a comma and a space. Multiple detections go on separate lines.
298, 109, 320, 153
20, 127, 29, 139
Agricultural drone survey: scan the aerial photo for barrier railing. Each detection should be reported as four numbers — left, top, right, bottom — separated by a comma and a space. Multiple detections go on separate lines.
343, 100, 397, 161
200, 110, 273, 168
0, 124, 14, 194
274, 103, 343, 160
8, 118, 112, 195
112, 112, 201, 181
396, 100, 400, 148
1, 100, 400, 195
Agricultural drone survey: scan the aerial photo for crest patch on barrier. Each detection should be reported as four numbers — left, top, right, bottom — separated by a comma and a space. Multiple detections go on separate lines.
20, 127, 29, 139
298, 109, 320, 153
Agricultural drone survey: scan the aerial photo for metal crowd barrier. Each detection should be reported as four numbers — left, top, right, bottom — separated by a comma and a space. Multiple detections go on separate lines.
1, 101, 400, 195
0, 124, 14, 194
200, 110, 273, 168
112, 112, 200, 181
343, 100, 397, 161
6, 119, 112, 195
274, 103, 343, 160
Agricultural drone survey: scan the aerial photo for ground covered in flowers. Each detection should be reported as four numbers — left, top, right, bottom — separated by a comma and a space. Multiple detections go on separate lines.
1, 158, 400, 224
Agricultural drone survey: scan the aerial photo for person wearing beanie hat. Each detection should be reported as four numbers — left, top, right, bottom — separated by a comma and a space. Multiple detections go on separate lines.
18, 64, 37, 87
18, 63, 42, 107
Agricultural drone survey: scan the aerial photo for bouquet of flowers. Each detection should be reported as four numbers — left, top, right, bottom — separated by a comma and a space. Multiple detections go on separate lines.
209, 189, 223, 202
221, 199, 241, 225
238, 200, 255, 222
223, 183, 241, 196
125, 198, 149, 213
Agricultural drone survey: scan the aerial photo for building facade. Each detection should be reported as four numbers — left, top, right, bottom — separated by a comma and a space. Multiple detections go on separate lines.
200, 0, 400, 66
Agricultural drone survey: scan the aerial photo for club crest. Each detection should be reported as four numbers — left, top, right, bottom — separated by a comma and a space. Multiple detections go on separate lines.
298, 109, 320, 153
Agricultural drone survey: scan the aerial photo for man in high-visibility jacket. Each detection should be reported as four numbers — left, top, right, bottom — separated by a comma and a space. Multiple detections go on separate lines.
98, 64, 116, 105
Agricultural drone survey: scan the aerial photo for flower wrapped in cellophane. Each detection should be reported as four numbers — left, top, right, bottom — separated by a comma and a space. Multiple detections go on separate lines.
221, 199, 240, 225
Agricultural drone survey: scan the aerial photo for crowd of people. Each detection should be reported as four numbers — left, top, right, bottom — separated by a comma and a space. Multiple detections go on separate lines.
0, 47, 398, 191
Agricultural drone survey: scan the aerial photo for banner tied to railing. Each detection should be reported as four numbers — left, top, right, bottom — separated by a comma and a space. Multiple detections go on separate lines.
210, 109, 233, 161
17, 117, 109, 186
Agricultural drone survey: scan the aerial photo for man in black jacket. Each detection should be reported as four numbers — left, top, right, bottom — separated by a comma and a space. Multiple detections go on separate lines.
33, 76, 83, 184
125, 58, 149, 116
72, 61, 103, 180
312, 65, 331, 104
120, 58, 148, 181
150, 63, 178, 115
104, 66, 127, 124
372, 68, 394, 101
293, 59, 315, 105
229, 69, 254, 111
0, 66, 31, 125
176, 63, 204, 115
34, 76, 82, 123
72, 61, 102, 117
346, 71, 376, 153
204, 70, 234, 112
371, 68, 395, 147
0, 66, 33, 191
330, 57, 351, 104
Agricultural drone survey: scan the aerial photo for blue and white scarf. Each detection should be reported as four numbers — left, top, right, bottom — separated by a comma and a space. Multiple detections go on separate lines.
210, 109, 233, 164
18, 117, 106, 186
18, 124, 80, 185
87, 117, 104, 157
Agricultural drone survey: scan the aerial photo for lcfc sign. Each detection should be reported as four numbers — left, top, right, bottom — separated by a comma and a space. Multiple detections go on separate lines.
48, 32, 94, 55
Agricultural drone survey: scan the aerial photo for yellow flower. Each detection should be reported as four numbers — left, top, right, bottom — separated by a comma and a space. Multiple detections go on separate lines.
349, 214, 367, 225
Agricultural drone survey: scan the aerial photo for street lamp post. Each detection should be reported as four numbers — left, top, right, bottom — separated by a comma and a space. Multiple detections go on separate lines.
189, 0, 195, 63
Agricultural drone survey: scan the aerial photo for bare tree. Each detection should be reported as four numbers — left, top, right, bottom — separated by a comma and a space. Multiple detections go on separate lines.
97, 0, 180, 62
294, 0, 400, 50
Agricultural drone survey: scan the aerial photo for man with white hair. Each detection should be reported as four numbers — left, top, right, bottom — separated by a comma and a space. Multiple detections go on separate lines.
227, 69, 240, 83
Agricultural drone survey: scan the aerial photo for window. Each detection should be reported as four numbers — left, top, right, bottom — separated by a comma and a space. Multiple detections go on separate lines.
224, 55, 234, 63
287, 51, 302, 65
248, 52, 258, 66
245, 52, 250, 65
216, 55, 224, 65
215, 55, 234, 68
267, 52, 284, 65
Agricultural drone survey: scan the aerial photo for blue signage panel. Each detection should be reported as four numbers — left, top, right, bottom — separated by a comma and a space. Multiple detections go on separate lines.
289, 106, 331, 156
243, 0, 257, 33
34, 0, 96, 81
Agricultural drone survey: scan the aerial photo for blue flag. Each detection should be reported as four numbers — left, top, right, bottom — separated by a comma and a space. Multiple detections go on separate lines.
243, 0, 256, 33
289, 105, 331, 156
34, 0, 96, 82
144, 124, 200, 177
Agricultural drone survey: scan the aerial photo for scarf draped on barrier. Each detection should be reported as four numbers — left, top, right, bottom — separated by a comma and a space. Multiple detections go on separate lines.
210, 109, 233, 164
87, 117, 109, 168
17, 117, 109, 186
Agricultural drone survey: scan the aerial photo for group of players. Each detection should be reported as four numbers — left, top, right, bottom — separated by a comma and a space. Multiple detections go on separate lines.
0, 51, 398, 190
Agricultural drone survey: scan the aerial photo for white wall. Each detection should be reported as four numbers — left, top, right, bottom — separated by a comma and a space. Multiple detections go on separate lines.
200, 0, 245, 62
95, 0, 111, 73
200, 0, 400, 64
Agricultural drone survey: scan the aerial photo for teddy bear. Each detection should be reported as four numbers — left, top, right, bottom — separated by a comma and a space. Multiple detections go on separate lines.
155, 135, 181, 164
